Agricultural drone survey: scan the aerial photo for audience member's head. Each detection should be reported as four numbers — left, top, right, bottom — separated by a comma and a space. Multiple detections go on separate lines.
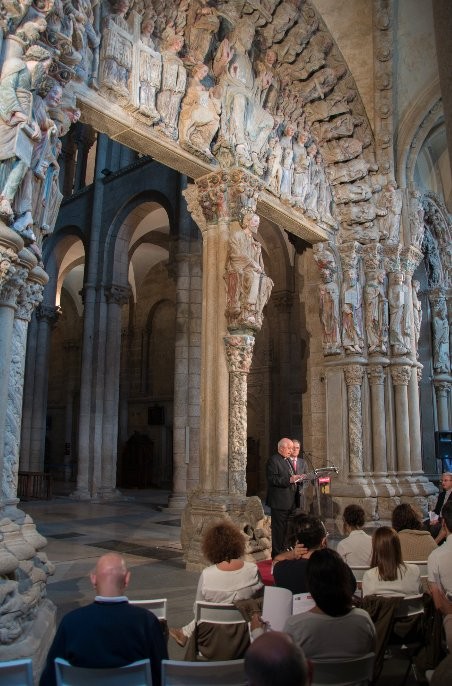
442, 501, 452, 534
370, 526, 405, 581
90, 553, 130, 597
291, 514, 327, 551
343, 504, 366, 532
441, 472, 452, 491
202, 520, 245, 564
391, 503, 423, 532
307, 548, 354, 617
245, 631, 310, 686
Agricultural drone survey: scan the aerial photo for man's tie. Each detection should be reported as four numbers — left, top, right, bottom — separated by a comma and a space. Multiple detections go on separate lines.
292, 458, 297, 473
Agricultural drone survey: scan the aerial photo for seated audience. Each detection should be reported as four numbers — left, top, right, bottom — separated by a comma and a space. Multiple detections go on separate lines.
39, 553, 168, 686
245, 631, 311, 686
337, 504, 372, 566
428, 472, 452, 543
362, 527, 421, 597
169, 520, 263, 647
427, 500, 452, 650
391, 503, 437, 560
283, 549, 376, 659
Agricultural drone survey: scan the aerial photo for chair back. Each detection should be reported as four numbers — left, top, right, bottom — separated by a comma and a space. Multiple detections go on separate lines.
54, 658, 152, 686
349, 565, 370, 582
161, 659, 247, 686
0, 658, 33, 685
408, 561, 428, 579
130, 597, 167, 619
195, 601, 247, 625
310, 652, 375, 686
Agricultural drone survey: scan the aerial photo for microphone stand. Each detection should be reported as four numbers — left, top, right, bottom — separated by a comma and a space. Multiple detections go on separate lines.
301, 450, 321, 517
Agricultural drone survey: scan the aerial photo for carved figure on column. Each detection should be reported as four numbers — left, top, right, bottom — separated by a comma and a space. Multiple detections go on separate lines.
138, 16, 161, 122
0, 45, 53, 240
305, 142, 319, 218
100, 0, 133, 100
379, 183, 402, 243
156, 27, 186, 139
291, 129, 309, 205
178, 63, 221, 162
364, 270, 388, 354
411, 280, 422, 356
408, 187, 425, 249
213, 18, 274, 174
279, 123, 294, 200
225, 211, 273, 331
342, 269, 364, 354
431, 296, 450, 373
264, 133, 283, 194
319, 280, 341, 355
388, 272, 411, 355
185, 0, 220, 64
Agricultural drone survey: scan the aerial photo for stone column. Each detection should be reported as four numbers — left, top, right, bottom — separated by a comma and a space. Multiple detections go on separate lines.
99, 285, 129, 498
62, 340, 80, 481
344, 365, 365, 476
4, 259, 46, 505
367, 364, 388, 477
224, 334, 255, 495
273, 291, 293, 435
434, 381, 451, 431
390, 364, 412, 475
28, 304, 61, 472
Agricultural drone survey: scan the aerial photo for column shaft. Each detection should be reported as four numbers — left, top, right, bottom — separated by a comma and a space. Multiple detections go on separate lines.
391, 365, 412, 475
368, 366, 388, 475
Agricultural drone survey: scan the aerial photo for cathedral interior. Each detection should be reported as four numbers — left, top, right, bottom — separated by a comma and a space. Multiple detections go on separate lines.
0, 0, 450, 673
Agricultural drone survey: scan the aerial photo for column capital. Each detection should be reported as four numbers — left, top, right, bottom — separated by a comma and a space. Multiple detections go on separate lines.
224, 334, 255, 375
362, 243, 384, 273
16, 280, 44, 322
36, 304, 61, 325
401, 245, 423, 276
434, 380, 451, 397
104, 284, 131, 305
383, 244, 401, 273
390, 364, 412, 386
367, 365, 385, 385
339, 241, 362, 272
273, 290, 293, 312
344, 364, 364, 386
0, 264, 27, 308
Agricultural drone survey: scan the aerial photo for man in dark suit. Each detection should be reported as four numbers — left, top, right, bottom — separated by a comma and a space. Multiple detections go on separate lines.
40, 553, 168, 686
266, 437, 307, 557
429, 472, 452, 542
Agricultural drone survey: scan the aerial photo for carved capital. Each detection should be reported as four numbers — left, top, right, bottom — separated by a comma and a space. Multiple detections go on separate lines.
195, 169, 262, 225
105, 285, 130, 305
383, 244, 401, 273
344, 364, 364, 386
390, 364, 412, 386
417, 367, 423, 383
362, 243, 383, 273
15, 280, 44, 321
367, 365, 385, 385
0, 264, 26, 307
401, 245, 422, 276
339, 241, 362, 272
36, 305, 61, 325
224, 335, 255, 375
273, 290, 293, 312
313, 242, 338, 283
434, 381, 450, 398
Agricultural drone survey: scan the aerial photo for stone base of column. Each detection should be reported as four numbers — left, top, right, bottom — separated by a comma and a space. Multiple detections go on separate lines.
70, 487, 94, 500
181, 491, 271, 571
166, 493, 187, 513
0, 597, 56, 682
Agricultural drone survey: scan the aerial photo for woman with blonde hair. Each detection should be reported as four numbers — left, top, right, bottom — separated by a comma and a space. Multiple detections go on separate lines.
362, 527, 421, 597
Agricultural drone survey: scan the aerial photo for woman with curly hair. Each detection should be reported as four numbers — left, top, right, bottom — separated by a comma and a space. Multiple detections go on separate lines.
169, 520, 263, 647
362, 527, 421, 597
391, 503, 437, 561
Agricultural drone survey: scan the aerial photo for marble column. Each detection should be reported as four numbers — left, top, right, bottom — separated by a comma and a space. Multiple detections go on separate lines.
390, 364, 412, 475
224, 334, 255, 495
344, 365, 365, 476
62, 340, 80, 481
367, 364, 388, 477
434, 380, 451, 431
28, 305, 61, 472
408, 366, 424, 475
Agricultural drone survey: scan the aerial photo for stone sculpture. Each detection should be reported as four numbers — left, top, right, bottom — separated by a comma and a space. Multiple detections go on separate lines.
100, 0, 133, 99
264, 133, 283, 195
432, 296, 450, 373
138, 16, 162, 122
178, 63, 221, 162
342, 269, 364, 354
364, 270, 388, 353
224, 211, 274, 331
279, 124, 294, 200
388, 272, 411, 355
411, 279, 422, 354
291, 129, 310, 205
379, 183, 402, 243
319, 280, 341, 354
156, 28, 186, 139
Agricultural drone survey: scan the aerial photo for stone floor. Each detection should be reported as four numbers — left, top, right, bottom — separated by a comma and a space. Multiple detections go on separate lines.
21, 488, 426, 684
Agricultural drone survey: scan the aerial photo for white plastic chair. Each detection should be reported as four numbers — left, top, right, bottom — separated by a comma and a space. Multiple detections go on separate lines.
54, 657, 152, 686
310, 652, 375, 686
194, 601, 247, 626
161, 658, 247, 686
130, 597, 167, 619
389, 594, 425, 686
349, 565, 370, 582
0, 658, 33, 685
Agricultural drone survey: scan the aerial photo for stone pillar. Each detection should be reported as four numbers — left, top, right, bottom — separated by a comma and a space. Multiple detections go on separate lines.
434, 380, 451, 431
367, 364, 389, 477
273, 291, 293, 435
432, 0, 452, 182
408, 366, 424, 475
224, 334, 255, 495
100, 285, 129, 498
28, 305, 61, 472
344, 365, 365, 476
390, 364, 412, 475
62, 340, 80, 481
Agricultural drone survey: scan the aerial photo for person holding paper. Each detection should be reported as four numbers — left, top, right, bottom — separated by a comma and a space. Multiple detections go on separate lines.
266, 438, 307, 558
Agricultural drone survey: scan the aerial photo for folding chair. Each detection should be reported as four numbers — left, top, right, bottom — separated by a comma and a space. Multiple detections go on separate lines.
349, 565, 370, 582
161, 658, 247, 686
188, 601, 250, 661
130, 598, 167, 619
54, 657, 152, 686
0, 658, 33, 686
310, 652, 375, 686
195, 601, 248, 626
387, 594, 425, 686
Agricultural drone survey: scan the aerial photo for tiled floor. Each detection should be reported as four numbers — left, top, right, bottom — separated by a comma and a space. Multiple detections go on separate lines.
21, 489, 426, 682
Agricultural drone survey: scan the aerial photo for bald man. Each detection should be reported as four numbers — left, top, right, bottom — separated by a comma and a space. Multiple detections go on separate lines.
245, 632, 311, 686
39, 553, 168, 686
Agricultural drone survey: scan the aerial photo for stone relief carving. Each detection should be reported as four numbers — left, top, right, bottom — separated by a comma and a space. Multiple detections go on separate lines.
388, 272, 411, 356
224, 210, 273, 332
341, 268, 363, 354
313, 242, 341, 355
411, 279, 422, 356
430, 292, 450, 374
364, 270, 388, 354
178, 63, 221, 163
344, 364, 364, 475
